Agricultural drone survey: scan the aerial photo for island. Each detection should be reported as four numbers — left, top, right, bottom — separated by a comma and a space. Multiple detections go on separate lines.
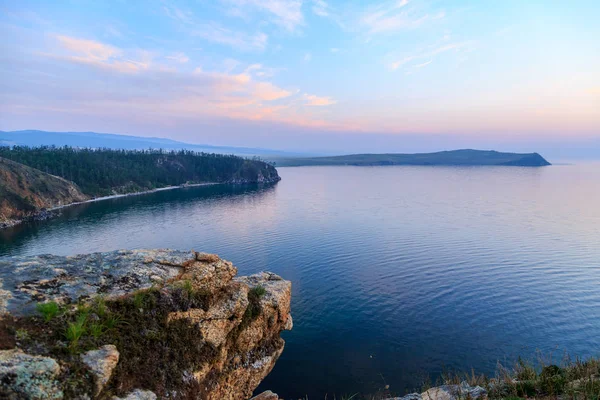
0, 147, 280, 228
271, 149, 551, 167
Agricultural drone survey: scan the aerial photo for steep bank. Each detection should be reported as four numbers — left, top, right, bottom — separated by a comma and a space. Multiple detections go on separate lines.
0, 157, 89, 228
0, 250, 292, 399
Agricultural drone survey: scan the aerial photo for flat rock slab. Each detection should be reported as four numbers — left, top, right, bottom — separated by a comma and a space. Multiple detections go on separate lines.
0, 249, 194, 317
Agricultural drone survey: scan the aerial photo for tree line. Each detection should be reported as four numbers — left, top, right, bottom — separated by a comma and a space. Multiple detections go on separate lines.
0, 146, 279, 197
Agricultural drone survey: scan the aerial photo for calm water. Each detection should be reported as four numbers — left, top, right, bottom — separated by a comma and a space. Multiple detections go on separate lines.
2, 165, 600, 398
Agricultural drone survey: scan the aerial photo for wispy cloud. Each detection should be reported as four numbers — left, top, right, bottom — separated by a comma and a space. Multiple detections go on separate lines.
52, 35, 153, 73
104, 25, 123, 38
57, 35, 120, 62
220, 0, 304, 32
360, 0, 444, 35
414, 60, 432, 68
312, 0, 330, 17
162, 5, 193, 24
20, 34, 344, 128
390, 41, 475, 70
193, 22, 268, 52
166, 52, 189, 64
304, 94, 336, 106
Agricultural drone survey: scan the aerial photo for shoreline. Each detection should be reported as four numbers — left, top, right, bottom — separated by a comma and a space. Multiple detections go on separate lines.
49, 182, 219, 211
1, 182, 219, 230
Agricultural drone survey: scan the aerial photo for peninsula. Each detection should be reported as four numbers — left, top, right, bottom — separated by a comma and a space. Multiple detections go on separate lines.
272, 149, 551, 167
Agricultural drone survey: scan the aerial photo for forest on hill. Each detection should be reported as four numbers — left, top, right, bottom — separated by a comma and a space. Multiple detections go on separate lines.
0, 146, 280, 197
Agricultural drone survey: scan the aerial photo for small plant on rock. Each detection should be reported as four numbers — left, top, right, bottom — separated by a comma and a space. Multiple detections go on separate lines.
36, 301, 61, 322
65, 313, 87, 350
249, 285, 266, 298
15, 328, 29, 341
88, 322, 105, 339
94, 296, 108, 317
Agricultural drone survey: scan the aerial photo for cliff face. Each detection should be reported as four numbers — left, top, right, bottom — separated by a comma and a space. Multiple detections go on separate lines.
0, 157, 89, 228
0, 250, 292, 399
229, 160, 281, 185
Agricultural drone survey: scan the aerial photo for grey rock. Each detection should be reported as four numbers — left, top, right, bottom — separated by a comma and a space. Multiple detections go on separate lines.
0, 249, 194, 316
0, 349, 63, 399
250, 390, 279, 399
386, 383, 487, 400
386, 393, 422, 400
422, 384, 487, 400
112, 389, 157, 400
0, 278, 12, 316
81, 345, 120, 396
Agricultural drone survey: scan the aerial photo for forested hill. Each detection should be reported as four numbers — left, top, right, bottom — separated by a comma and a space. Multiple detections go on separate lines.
0, 147, 280, 197
272, 149, 551, 167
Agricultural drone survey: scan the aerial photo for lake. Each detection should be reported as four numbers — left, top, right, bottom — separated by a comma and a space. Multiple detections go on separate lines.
1, 164, 599, 398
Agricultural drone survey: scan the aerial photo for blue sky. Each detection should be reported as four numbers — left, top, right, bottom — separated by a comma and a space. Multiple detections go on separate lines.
1, 0, 599, 156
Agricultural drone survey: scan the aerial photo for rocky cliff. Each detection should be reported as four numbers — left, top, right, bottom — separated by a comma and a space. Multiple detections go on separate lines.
0, 157, 89, 228
0, 250, 292, 399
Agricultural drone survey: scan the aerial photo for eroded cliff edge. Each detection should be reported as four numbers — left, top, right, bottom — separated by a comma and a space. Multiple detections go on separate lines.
0, 250, 292, 399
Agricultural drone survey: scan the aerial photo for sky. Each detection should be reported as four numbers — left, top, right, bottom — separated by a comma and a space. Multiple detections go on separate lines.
1, 0, 599, 157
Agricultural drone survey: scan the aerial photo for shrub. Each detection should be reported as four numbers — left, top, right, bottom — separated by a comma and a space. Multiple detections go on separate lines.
249, 285, 266, 298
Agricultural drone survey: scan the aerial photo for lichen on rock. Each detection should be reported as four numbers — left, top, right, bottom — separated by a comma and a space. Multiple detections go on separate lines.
0, 249, 292, 400
0, 348, 63, 399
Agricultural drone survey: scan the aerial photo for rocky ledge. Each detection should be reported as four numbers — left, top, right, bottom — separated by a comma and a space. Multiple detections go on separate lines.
246, 382, 488, 400
0, 250, 292, 399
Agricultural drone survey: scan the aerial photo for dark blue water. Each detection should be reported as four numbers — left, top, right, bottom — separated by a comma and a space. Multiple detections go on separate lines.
2, 165, 600, 398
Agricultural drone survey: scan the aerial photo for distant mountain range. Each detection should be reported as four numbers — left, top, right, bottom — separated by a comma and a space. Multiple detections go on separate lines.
272, 149, 551, 167
0, 130, 303, 158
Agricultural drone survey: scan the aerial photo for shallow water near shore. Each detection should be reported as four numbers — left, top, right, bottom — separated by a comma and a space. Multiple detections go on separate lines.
1, 164, 600, 398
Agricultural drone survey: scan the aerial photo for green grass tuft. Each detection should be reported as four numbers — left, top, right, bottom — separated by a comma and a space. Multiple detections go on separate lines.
88, 322, 105, 339
65, 313, 87, 350
36, 301, 61, 322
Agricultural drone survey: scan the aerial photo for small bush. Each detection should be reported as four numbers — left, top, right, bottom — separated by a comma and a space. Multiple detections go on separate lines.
249, 285, 266, 298
515, 357, 536, 381
36, 301, 61, 322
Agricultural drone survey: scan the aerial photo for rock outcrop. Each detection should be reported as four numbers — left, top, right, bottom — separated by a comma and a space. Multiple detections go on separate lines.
386, 382, 488, 400
0, 250, 292, 399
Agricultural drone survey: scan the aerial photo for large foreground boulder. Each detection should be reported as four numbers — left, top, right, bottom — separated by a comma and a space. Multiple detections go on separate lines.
0, 250, 292, 399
